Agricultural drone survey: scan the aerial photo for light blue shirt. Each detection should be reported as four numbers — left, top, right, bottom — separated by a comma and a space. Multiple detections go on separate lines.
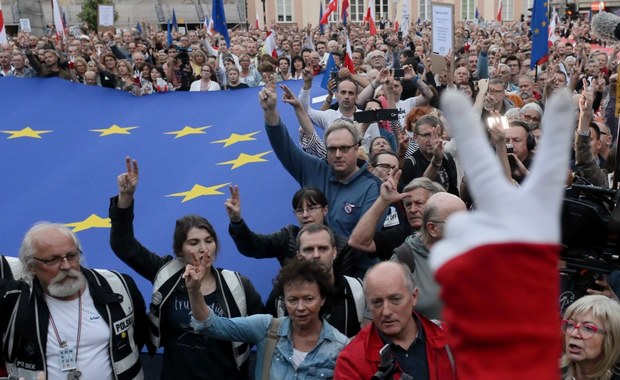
191, 311, 349, 379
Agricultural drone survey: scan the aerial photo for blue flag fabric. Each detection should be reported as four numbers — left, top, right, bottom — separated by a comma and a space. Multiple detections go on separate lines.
166, 20, 173, 47
136, 22, 142, 35
319, 2, 325, 34
475, 7, 480, 20
321, 53, 337, 90
212, 0, 231, 47
0, 76, 330, 299
172, 9, 178, 31
530, 0, 549, 68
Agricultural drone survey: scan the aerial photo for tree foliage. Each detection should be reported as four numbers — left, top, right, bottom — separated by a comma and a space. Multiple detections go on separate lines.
77, 0, 119, 32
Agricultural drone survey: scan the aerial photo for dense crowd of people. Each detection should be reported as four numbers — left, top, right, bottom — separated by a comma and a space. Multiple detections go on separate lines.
3, 12, 620, 380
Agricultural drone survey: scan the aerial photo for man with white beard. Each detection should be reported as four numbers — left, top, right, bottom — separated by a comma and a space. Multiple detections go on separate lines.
0, 223, 149, 380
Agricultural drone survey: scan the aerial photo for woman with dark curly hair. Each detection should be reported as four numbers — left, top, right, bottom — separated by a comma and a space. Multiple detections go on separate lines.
188, 257, 349, 379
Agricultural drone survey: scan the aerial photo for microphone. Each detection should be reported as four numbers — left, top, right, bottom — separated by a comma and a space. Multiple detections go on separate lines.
591, 12, 620, 41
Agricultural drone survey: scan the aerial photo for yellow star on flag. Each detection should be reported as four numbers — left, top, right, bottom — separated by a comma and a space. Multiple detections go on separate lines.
541, 21, 547, 27
164, 125, 212, 139
217, 151, 272, 170
211, 131, 261, 147
534, 28, 540, 34
90, 124, 139, 136
1, 127, 52, 139
65, 214, 111, 232
167, 182, 231, 202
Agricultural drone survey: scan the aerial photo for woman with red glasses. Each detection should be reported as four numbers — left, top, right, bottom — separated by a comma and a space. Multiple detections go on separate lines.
561, 295, 620, 380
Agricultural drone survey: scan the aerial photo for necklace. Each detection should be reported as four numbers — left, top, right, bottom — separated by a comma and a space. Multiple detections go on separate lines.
49, 293, 83, 380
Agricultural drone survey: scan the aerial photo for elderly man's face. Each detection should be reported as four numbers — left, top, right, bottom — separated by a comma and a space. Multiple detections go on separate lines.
366, 263, 418, 340
484, 83, 505, 111
28, 228, 85, 300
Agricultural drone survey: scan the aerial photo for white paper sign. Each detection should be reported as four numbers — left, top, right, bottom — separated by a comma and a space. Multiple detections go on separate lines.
19, 19, 32, 33
98, 5, 115, 27
431, 3, 454, 56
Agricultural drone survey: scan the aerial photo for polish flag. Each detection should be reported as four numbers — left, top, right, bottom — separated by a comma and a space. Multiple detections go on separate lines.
496, 0, 503, 22
51, 0, 65, 40
342, 0, 350, 26
263, 30, 278, 58
364, 0, 377, 35
255, 11, 261, 30
548, 9, 559, 46
206, 17, 215, 36
0, 2, 6, 44
320, 0, 338, 25
344, 37, 356, 74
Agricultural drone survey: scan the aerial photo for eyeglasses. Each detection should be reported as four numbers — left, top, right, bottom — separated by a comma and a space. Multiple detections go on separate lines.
374, 163, 397, 171
32, 249, 82, 267
326, 144, 358, 155
561, 319, 606, 339
521, 114, 541, 122
293, 205, 323, 216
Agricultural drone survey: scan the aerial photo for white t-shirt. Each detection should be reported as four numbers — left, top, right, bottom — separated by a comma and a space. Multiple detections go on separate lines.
291, 348, 309, 369
45, 285, 113, 380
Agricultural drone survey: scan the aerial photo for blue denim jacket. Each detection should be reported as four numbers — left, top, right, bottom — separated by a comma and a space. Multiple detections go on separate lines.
191, 311, 349, 379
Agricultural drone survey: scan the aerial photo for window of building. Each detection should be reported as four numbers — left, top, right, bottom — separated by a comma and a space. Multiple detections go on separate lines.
277, 0, 293, 22
461, 0, 475, 20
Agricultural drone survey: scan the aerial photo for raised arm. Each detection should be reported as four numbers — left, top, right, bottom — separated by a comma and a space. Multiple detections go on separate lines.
348, 171, 407, 253
431, 88, 575, 380
185, 252, 211, 321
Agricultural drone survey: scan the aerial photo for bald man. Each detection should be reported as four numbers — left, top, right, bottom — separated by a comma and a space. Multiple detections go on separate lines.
390, 192, 467, 319
334, 261, 455, 380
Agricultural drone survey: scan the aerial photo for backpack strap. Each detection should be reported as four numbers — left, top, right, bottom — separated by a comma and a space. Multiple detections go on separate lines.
220, 269, 249, 369
343, 275, 365, 325
262, 318, 282, 380
221, 269, 247, 316
3, 256, 25, 280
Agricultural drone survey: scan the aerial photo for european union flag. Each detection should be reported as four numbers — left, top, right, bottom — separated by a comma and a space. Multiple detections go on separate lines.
212, 0, 230, 47
166, 19, 173, 47
530, 0, 549, 68
136, 22, 142, 35
0, 77, 329, 299
321, 53, 337, 90
171, 9, 178, 31
319, 2, 325, 35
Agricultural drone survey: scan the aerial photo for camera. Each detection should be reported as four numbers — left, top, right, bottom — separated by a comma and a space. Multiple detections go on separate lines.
559, 181, 620, 311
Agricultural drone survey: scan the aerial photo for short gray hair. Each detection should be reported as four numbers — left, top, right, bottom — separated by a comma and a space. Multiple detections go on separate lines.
402, 177, 446, 194
520, 102, 543, 117
324, 119, 361, 145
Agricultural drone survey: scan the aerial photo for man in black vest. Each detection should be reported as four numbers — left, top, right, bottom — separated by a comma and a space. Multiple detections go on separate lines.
0, 223, 149, 380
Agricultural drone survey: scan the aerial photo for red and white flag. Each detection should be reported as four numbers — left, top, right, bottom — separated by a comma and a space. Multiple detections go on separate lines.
344, 37, 356, 74
320, 0, 338, 25
548, 9, 559, 46
206, 17, 215, 36
51, 0, 65, 40
255, 11, 261, 30
263, 29, 278, 58
496, 0, 503, 22
364, 0, 377, 35
0, 2, 6, 44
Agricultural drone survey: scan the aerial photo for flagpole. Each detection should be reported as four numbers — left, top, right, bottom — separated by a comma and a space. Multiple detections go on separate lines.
261, 0, 267, 30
